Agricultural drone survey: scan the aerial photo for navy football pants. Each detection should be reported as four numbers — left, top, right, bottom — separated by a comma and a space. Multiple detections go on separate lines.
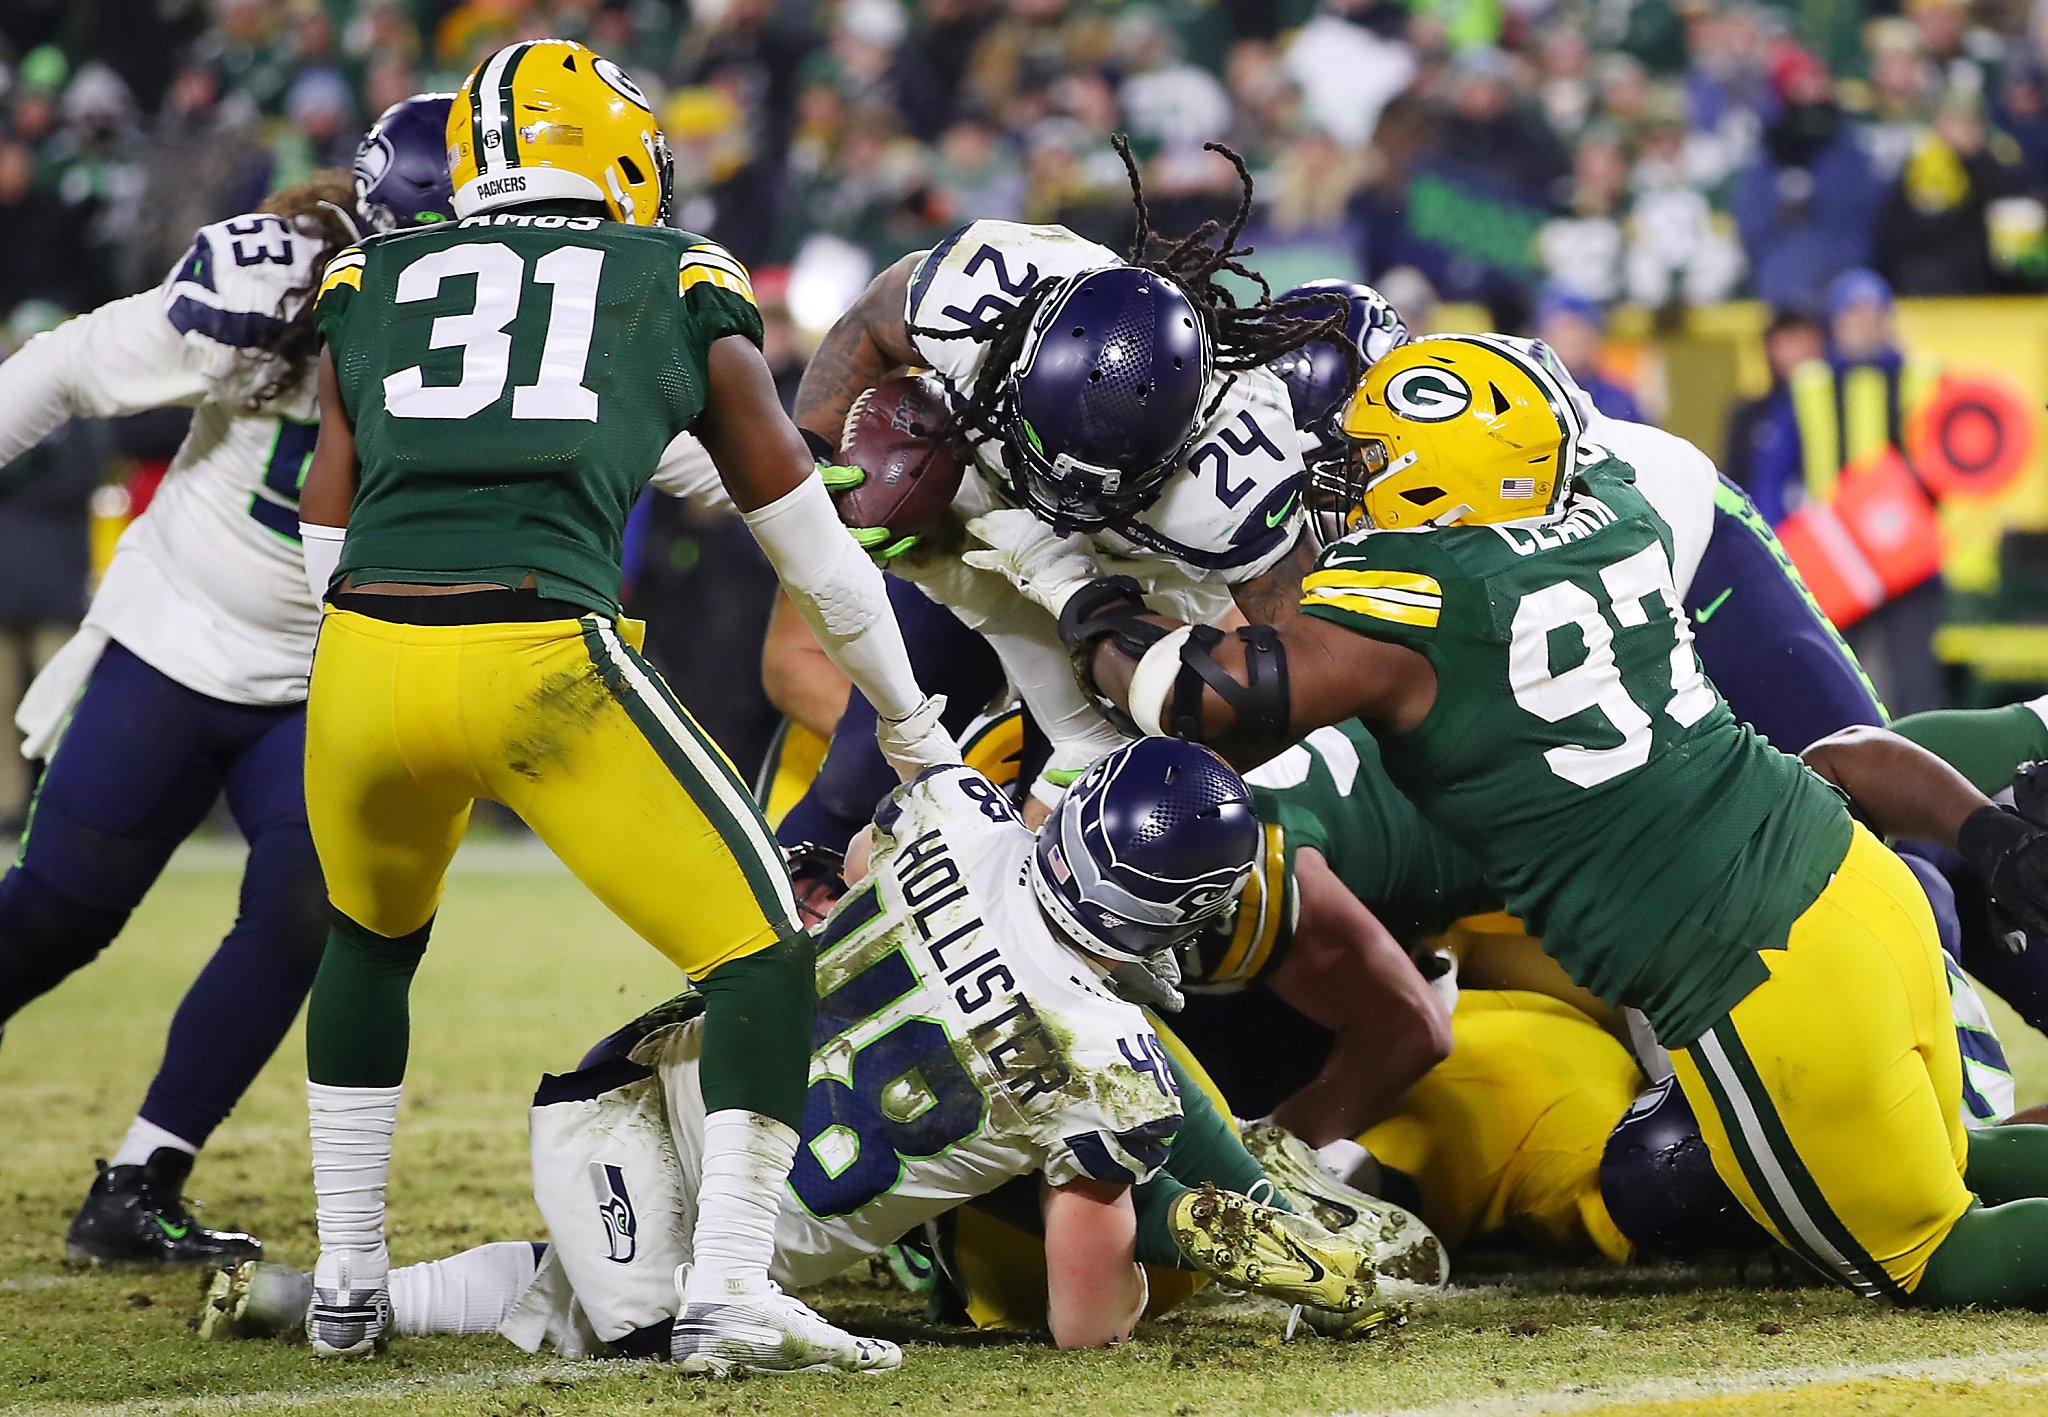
0, 640, 325, 1147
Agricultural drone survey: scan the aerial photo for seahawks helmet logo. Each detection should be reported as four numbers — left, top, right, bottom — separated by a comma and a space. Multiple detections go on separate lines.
1385, 367, 1472, 423
593, 57, 651, 111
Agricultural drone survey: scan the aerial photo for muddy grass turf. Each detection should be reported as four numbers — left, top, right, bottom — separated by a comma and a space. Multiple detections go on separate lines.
4, 849, 2046, 1416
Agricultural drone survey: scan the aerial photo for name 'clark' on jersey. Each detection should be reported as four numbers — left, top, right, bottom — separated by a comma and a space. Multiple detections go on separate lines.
0, 213, 332, 705
651, 765, 1182, 1288
907, 220, 1305, 623
1301, 456, 1852, 1046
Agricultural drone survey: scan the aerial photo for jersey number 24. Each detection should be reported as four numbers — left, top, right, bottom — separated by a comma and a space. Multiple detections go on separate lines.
1509, 542, 1716, 789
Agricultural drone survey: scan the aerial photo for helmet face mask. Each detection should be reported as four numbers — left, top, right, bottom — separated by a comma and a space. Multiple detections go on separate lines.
1275, 279, 1411, 496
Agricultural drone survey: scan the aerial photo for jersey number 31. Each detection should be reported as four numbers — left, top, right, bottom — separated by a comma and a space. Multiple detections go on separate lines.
1509, 542, 1716, 789
383, 243, 605, 422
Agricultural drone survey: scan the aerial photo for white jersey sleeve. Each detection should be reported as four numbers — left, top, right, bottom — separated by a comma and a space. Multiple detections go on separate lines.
903, 220, 1122, 388
1586, 414, 1717, 597
0, 292, 209, 468
648, 431, 733, 514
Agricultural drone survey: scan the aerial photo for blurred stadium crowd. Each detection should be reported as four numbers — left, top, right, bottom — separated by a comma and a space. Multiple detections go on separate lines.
3, 0, 2045, 803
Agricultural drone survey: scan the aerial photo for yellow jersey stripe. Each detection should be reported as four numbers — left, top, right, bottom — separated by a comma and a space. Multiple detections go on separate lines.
680, 263, 756, 304
1302, 568, 1441, 597
316, 263, 364, 299
1210, 822, 1287, 986
1302, 587, 1441, 628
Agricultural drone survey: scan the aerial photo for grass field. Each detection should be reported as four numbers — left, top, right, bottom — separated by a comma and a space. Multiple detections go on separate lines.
6, 845, 2048, 1416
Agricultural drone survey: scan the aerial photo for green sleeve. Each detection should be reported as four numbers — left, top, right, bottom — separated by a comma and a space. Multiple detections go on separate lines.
676, 239, 765, 349
312, 245, 365, 353
1297, 534, 1446, 651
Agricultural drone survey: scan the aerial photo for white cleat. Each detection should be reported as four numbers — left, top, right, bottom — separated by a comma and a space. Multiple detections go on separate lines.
669, 1268, 901, 1376
199, 1260, 313, 1341
1241, 1121, 1450, 1292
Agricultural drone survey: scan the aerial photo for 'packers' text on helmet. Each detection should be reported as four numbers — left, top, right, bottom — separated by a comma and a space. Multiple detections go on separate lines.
447, 39, 671, 225
1308, 335, 1586, 541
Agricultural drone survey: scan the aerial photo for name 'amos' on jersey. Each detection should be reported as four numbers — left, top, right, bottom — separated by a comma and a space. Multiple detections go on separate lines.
906, 220, 1304, 621
634, 765, 1184, 1288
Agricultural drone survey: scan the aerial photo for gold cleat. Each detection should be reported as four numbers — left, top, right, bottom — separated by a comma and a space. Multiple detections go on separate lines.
1168, 1183, 1374, 1314
1240, 1122, 1450, 1292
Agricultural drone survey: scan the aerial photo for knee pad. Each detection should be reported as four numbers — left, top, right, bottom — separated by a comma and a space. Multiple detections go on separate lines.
0, 867, 129, 1017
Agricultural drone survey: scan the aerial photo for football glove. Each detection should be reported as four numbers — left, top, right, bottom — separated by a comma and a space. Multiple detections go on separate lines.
875, 692, 957, 783
1106, 950, 1185, 1014
819, 463, 920, 562
962, 509, 1103, 620
1958, 804, 2048, 939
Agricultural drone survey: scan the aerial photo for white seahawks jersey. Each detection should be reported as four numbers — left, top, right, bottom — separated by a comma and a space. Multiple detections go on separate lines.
907, 220, 1305, 622
0, 213, 326, 706
1584, 413, 1715, 597
652, 765, 1182, 1288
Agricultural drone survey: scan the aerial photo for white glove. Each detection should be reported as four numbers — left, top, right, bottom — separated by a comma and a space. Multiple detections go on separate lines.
962, 510, 1104, 620
1106, 952, 1185, 1013
875, 693, 958, 783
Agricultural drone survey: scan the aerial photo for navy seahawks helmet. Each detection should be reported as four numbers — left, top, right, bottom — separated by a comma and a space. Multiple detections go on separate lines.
1268, 280, 1409, 474
1599, 1078, 1771, 1259
1030, 739, 1258, 963
1000, 266, 1213, 533
354, 94, 456, 233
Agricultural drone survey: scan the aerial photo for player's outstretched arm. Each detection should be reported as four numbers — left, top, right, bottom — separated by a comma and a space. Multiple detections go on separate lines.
791, 251, 925, 450
1042, 1176, 1145, 1349
0, 292, 211, 468
700, 334, 957, 780
1264, 848, 1453, 1147
1805, 724, 2048, 937
297, 350, 359, 602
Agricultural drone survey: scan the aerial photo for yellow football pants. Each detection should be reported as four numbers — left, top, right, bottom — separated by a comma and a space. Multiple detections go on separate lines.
1671, 823, 1970, 1300
305, 608, 797, 971
1363, 990, 1639, 1262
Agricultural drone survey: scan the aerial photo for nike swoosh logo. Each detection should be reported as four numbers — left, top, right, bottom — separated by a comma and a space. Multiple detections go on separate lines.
1265, 492, 1300, 528
153, 1216, 189, 1240
1273, 1230, 1326, 1284
1693, 587, 1734, 624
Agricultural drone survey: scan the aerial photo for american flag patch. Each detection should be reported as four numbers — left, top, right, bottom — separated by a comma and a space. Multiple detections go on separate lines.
1500, 477, 1537, 499
1047, 845, 1072, 885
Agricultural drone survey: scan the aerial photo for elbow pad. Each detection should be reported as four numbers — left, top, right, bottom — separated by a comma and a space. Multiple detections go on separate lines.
1159, 625, 1290, 747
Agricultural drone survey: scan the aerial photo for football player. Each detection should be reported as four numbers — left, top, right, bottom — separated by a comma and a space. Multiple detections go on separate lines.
0, 95, 456, 1266
294, 40, 953, 1369
771, 139, 1349, 887
200, 743, 1435, 1353
973, 335, 2048, 1308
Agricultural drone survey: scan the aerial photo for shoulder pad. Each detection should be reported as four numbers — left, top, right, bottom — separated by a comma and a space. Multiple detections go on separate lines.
165, 214, 324, 353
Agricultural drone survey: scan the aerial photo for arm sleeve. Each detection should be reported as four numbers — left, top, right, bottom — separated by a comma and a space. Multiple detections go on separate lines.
0, 292, 210, 467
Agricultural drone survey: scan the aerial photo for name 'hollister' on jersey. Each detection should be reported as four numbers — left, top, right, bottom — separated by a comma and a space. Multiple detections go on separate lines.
889, 826, 1076, 1106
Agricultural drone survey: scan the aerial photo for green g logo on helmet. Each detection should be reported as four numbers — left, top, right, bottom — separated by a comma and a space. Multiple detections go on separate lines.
1384, 367, 1473, 423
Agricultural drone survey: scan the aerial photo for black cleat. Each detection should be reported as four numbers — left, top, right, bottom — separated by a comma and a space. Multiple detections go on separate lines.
64, 1149, 263, 1268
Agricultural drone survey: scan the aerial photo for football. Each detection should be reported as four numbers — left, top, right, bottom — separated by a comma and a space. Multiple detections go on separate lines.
833, 374, 968, 539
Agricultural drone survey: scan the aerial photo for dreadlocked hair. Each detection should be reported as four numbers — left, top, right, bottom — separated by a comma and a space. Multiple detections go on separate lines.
907, 134, 1356, 450
242, 170, 360, 411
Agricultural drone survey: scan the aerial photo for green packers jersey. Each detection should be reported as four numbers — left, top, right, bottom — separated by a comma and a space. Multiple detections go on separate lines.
1299, 457, 1853, 1045
1250, 719, 1497, 942
315, 212, 762, 614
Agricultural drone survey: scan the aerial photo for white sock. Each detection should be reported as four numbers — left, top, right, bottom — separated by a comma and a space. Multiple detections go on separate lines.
389, 1241, 541, 1337
308, 1081, 401, 1289
680, 1110, 796, 1303
111, 1117, 198, 1169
